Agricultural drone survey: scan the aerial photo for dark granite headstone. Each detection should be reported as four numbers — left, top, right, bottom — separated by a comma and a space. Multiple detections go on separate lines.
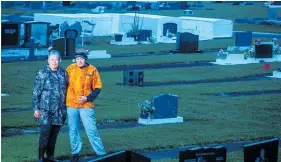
255, 44, 273, 58
1, 21, 21, 47
64, 29, 78, 39
92, 150, 151, 162
176, 32, 199, 53
138, 30, 152, 41
52, 38, 75, 58
244, 138, 279, 162
179, 146, 227, 162
151, 94, 178, 119
235, 31, 252, 46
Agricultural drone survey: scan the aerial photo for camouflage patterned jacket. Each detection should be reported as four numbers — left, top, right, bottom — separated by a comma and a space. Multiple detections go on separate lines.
32, 66, 68, 125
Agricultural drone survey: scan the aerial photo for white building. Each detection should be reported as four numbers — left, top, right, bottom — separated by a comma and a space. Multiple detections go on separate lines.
179, 16, 233, 40
34, 13, 120, 36
119, 13, 182, 40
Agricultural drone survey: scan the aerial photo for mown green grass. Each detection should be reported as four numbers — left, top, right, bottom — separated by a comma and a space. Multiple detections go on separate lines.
2, 57, 281, 128
2, 2, 281, 161
2, 77, 281, 128
1, 55, 280, 109
2, 115, 281, 162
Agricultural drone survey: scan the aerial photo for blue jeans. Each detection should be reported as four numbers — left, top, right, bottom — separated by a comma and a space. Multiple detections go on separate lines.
67, 107, 106, 156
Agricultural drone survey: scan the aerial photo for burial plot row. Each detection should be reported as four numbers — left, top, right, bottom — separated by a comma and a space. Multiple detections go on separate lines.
179, 138, 279, 162
77, 138, 279, 162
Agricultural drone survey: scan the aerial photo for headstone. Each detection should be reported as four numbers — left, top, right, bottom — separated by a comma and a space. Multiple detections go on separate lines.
64, 29, 78, 39
1, 21, 21, 47
255, 44, 273, 58
244, 138, 279, 162
60, 21, 70, 37
52, 38, 75, 58
123, 70, 144, 86
70, 21, 82, 38
138, 30, 152, 41
235, 31, 252, 46
177, 32, 199, 53
53, 38, 65, 57
151, 94, 178, 119
268, 7, 278, 20
92, 150, 151, 162
179, 146, 227, 162
24, 22, 50, 47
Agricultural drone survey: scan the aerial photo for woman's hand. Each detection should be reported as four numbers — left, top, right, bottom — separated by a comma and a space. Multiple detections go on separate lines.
79, 96, 87, 104
34, 110, 40, 119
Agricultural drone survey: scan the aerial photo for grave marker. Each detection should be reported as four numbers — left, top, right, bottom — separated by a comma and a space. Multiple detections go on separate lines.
152, 94, 178, 119
244, 138, 279, 162
179, 146, 227, 162
235, 31, 252, 47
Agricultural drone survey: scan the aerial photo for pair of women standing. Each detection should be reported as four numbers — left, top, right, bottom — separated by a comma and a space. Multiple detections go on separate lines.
32, 50, 106, 162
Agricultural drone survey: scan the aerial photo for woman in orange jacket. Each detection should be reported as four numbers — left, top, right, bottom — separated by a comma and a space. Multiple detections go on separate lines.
66, 51, 106, 162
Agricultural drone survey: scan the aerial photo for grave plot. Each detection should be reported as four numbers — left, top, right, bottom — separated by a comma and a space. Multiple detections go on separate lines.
137, 94, 183, 125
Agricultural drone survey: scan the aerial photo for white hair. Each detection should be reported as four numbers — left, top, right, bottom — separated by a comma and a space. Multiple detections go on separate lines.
48, 50, 61, 60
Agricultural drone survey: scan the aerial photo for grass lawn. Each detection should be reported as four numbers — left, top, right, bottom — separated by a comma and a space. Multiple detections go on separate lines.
2, 2, 281, 161
2, 55, 281, 161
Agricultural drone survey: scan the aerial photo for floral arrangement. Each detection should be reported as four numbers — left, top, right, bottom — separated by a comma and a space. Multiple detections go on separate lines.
244, 47, 255, 59
137, 100, 155, 113
216, 49, 228, 60
272, 38, 281, 55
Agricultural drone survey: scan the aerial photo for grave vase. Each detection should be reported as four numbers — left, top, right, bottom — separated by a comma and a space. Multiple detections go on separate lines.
140, 111, 149, 119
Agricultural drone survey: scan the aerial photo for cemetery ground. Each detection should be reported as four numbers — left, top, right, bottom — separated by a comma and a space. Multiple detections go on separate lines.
2, 54, 281, 161
2, 2, 281, 161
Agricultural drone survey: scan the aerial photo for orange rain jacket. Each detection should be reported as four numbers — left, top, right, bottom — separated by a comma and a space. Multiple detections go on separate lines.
66, 63, 102, 108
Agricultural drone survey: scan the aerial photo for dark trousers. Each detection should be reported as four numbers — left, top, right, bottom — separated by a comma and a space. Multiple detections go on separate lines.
39, 125, 61, 157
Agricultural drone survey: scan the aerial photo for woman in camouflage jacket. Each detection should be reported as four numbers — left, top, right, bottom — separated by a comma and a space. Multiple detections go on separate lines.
32, 50, 68, 162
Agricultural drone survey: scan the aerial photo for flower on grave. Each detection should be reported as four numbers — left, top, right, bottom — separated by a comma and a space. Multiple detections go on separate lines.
216, 49, 228, 60
272, 38, 281, 55
244, 47, 255, 59
254, 39, 262, 46
137, 100, 155, 113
